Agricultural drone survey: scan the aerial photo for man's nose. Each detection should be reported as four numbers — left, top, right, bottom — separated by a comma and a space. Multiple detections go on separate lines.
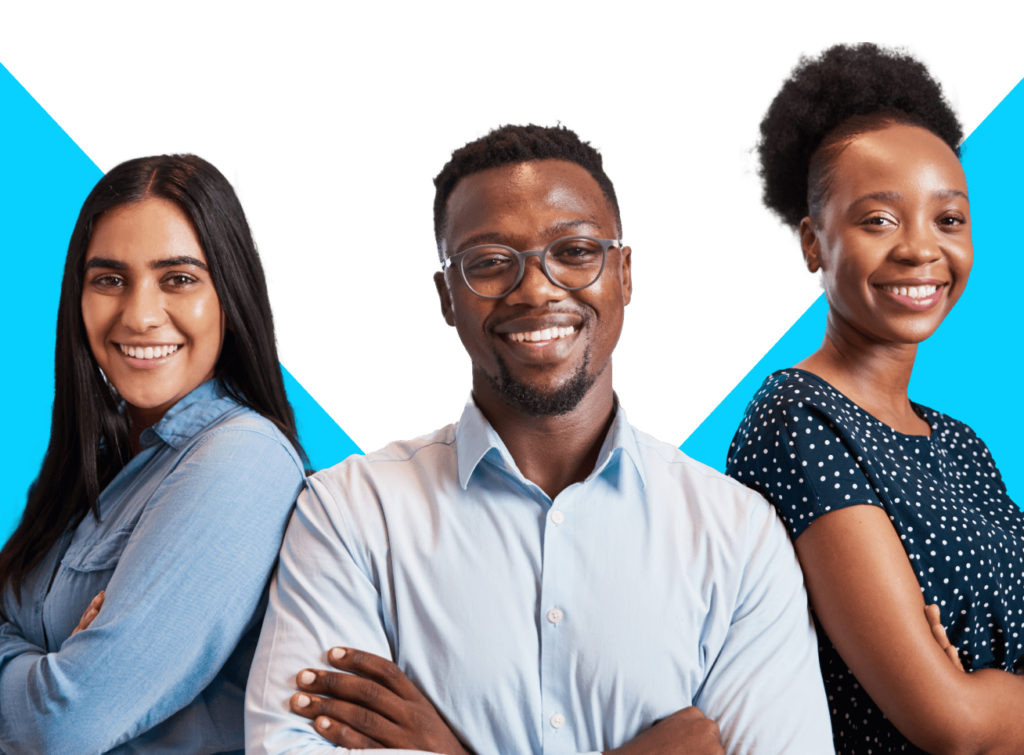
503, 257, 568, 307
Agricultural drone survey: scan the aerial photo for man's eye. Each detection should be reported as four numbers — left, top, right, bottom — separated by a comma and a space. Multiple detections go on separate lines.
863, 216, 892, 226
939, 215, 965, 226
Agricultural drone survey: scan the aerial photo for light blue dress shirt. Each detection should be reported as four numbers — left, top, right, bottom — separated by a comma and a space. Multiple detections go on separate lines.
0, 380, 306, 755
246, 400, 832, 755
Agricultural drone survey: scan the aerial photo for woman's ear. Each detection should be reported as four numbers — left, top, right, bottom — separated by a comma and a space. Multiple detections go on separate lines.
799, 217, 822, 274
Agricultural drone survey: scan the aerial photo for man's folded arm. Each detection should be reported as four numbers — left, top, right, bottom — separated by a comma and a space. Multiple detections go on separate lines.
246, 475, 437, 755
693, 494, 833, 754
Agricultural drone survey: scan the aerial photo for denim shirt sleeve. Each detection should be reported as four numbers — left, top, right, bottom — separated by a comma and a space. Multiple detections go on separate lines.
0, 426, 304, 755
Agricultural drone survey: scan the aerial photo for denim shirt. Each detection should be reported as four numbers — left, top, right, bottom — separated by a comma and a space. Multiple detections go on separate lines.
0, 380, 306, 755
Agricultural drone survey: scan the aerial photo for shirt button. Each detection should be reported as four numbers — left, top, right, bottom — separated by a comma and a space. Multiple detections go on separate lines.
547, 608, 563, 624
550, 510, 565, 524
550, 713, 565, 728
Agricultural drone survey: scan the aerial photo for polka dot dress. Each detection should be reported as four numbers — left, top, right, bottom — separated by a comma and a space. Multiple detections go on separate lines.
726, 369, 1024, 754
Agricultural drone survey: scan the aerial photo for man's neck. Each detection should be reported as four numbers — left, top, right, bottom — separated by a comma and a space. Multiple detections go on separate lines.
471, 369, 617, 500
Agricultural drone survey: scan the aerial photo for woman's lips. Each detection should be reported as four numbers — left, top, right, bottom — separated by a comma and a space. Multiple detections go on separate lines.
116, 343, 184, 369
876, 283, 946, 310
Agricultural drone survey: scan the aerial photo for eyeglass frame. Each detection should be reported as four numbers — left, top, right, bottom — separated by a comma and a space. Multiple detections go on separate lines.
439, 236, 623, 299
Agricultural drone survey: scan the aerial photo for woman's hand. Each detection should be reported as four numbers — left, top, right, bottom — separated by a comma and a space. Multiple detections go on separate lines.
71, 591, 104, 636
925, 604, 964, 672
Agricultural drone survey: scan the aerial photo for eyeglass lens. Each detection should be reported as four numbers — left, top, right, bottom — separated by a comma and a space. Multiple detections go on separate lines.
460, 237, 607, 297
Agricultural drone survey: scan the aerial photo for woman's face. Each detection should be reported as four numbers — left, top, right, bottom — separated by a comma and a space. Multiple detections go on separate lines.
802, 124, 973, 346
82, 197, 225, 423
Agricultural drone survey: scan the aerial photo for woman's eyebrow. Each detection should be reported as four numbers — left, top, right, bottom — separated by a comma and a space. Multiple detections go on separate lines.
83, 257, 127, 270
151, 256, 208, 270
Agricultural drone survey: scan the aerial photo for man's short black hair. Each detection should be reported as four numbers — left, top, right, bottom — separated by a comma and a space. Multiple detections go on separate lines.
433, 124, 622, 256
758, 43, 964, 228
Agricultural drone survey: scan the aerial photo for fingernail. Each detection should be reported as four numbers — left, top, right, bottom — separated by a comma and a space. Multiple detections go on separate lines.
318, 717, 331, 729
299, 670, 315, 685
329, 647, 346, 661
296, 694, 310, 708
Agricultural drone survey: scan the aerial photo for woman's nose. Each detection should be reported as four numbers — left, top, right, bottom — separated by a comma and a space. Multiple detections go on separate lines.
120, 283, 166, 331
892, 220, 942, 266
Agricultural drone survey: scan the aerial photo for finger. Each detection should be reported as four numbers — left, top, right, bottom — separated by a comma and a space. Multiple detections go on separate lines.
327, 647, 423, 700
72, 607, 99, 635
945, 644, 965, 672
290, 692, 404, 743
925, 605, 951, 647
296, 668, 405, 721
310, 715, 383, 749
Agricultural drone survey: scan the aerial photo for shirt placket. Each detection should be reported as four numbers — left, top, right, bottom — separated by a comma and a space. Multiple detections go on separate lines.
539, 487, 577, 755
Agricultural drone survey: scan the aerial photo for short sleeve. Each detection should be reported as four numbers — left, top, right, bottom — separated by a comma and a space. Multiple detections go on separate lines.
727, 378, 883, 539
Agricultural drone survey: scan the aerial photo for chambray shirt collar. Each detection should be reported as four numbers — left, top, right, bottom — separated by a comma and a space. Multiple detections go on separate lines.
455, 394, 647, 492
140, 379, 238, 451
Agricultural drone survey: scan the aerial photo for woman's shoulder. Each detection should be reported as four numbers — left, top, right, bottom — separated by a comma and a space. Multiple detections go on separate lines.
741, 368, 849, 423
185, 404, 306, 476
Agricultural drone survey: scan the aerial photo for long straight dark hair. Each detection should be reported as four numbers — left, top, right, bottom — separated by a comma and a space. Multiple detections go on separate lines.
0, 155, 307, 613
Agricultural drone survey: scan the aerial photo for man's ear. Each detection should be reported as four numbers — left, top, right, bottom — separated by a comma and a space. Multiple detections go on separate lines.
799, 217, 822, 274
433, 271, 456, 327
620, 245, 632, 306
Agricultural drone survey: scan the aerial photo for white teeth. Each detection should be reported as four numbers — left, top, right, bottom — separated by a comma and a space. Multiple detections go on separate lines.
881, 284, 941, 299
119, 344, 180, 360
508, 325, 576, 343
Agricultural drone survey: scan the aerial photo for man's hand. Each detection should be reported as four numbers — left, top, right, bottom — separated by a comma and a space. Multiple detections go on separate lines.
291, 647, 472, 754
71, 591, 104, 636
604, 707, 723, 755
925, 604, 964, 672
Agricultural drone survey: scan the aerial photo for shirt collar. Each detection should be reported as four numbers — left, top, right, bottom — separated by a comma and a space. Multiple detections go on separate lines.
140, 379, 239, 451
454, 395, 647, 491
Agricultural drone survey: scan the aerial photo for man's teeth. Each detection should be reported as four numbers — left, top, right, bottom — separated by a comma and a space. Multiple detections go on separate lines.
119, 344, 180, 359
880, 284, 940, 299
507, 325, 576, 343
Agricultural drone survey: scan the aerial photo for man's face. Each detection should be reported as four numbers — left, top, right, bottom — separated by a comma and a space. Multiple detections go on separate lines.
434, 159, 631, 416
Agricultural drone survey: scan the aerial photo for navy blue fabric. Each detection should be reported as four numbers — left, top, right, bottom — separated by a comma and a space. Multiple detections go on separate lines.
727, 369, 1024, 754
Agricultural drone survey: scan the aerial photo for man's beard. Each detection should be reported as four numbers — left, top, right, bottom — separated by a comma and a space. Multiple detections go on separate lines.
484, 345, 598, 417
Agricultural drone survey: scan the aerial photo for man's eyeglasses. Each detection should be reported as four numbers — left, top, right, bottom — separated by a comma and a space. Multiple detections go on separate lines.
440, 236, 622, 299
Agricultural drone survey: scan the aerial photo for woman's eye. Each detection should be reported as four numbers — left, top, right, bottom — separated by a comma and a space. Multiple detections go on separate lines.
91, 275, 124, 288
166, 274, 197, 287
939, 215, 965, 226
863, 216, 893, 226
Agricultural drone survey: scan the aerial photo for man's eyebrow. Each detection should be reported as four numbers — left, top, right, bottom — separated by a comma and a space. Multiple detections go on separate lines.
457, 219, 603, 251
152, 256, 208, 271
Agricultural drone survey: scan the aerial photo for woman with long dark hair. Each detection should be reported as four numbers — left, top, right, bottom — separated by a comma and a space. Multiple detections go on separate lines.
727, 44, 1024, 753
0, 154, 307, 754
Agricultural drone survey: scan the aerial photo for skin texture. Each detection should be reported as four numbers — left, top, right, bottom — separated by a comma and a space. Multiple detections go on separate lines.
794, 124, 1024, 754
291, 159, 721, 753
82, 198, 225, 454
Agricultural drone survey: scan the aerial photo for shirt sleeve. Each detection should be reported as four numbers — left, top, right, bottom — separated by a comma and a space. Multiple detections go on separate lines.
727, 389, 882, 540
245, 474, 435, 755
0, 427, 304, 755
693, 494, 834, 753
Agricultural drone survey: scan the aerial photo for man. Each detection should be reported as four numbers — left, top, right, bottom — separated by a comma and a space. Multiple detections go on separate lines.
245, 125, 832, 754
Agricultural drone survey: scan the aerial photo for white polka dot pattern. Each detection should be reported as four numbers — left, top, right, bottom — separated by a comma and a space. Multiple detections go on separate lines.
726, 369, 1024, 754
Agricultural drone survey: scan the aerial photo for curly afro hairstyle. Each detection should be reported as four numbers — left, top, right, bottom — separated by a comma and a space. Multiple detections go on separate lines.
758, 43, 964, 229
433, 124, 621, 258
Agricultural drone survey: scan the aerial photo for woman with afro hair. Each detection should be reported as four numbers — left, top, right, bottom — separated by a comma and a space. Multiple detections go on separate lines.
726, 44, 1024, 754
